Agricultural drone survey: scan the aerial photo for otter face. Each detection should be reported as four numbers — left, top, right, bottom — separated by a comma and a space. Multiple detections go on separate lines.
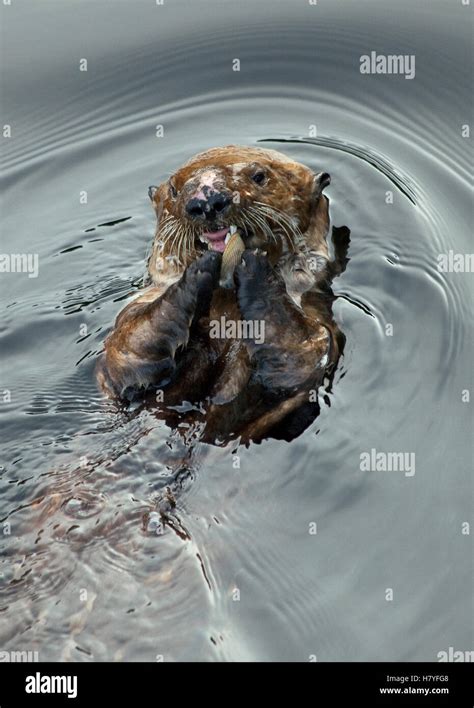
148, 146, 330, 263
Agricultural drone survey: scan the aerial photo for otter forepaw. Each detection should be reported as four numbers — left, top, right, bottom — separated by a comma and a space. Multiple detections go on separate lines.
232, 250, 331, 398
183, 250, 222, 323
99, 251, 222, 400
185, 249, 222, 284
234, 248, 272, 281
234, 249, 286, 319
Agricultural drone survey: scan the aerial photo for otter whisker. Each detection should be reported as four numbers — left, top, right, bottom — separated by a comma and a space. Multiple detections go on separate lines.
250, 203, 286, 235
238, 209, 265, 243
169, 224, 185, 265
159, 216, 181, 247
174, 229, 182, 267
181, 226, 189, 267
157, 216, 178, 238
183, 224, 195, 266
240, 208, 262, 238
257, 201, 304, 243
176, 225, 186, 267
234, 214, 254, 247
161, 222, 179, 247
178, 225, 190, 267
249, 205, 285, 247
159, 215, 175, 226
246, 206, 278, 246
253, 202, 301, 250
235, 213, 251, 234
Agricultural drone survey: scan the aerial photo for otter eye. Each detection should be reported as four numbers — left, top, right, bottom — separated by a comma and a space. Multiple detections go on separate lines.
169, 181, 178, 198
251, 170, 266, 185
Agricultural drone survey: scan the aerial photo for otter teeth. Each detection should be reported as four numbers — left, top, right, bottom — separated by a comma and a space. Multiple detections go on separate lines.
225, 225, 237, 245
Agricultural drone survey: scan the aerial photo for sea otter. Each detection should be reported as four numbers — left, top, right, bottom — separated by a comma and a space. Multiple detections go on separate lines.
96, 145, 349, 443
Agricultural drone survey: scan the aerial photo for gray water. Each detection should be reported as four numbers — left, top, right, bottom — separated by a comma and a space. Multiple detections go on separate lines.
0, 0, 472, 662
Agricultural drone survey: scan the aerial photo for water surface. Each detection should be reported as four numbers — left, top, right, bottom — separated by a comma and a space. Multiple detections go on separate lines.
0, 0, 472, 661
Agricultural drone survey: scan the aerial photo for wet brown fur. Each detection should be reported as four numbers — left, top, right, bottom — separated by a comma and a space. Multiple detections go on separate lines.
96, 146, 349, 444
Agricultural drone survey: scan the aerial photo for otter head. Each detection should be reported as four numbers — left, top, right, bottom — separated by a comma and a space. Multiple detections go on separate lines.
148, 145, 330, 268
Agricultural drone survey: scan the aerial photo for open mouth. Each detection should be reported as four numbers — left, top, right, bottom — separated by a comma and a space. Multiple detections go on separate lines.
198, 224, 239, 253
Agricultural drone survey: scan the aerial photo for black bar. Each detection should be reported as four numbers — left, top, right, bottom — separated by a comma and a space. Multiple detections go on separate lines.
0, 661, 472, 705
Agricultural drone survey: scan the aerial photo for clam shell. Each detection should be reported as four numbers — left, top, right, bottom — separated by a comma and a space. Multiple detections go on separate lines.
219, 231, 246, 288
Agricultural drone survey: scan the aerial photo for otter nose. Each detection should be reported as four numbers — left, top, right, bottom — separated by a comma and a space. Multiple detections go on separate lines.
186, 191, 232, 220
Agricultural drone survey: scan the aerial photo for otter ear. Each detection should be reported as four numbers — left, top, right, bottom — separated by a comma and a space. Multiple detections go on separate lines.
312, 172, 331, 198
148, 185, 159, 201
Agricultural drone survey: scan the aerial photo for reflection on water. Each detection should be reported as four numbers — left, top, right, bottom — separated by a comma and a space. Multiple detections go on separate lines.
0, 0, 472, 661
